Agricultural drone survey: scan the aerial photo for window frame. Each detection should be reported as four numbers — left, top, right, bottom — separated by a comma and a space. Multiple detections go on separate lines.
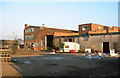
82, 26, 87, 31
98, 26, 101, 29
41, 38, 44, 47
25, 28, 35, 33
25, 35, 34, 40
65, 45, 69, 48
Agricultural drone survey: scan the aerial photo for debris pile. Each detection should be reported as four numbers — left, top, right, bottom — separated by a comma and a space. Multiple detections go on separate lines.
23, 61, 32, 64
84, 54, 103, 59
50, 52, 55, 55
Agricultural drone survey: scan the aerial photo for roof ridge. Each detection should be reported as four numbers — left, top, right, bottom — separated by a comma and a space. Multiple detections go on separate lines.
45, 27, 78, 32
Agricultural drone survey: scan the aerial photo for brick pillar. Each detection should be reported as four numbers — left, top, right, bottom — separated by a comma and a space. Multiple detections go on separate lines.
101, 43, 103, 53
59, 37, 62, 44
73, 37, 75, 42
65, 37, 67, 42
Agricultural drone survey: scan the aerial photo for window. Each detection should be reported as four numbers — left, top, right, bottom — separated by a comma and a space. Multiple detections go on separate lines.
65, 45, 69, 48
82, 26, 87, 31
61, 38, 65, 42
68, 38, 73, 42
25, 35, 34, 40
31, 28, 34, 32
98, 26, 101, 29
31, 43, 34, 46
41, 38, 44, 47
75, 37, 80, 44
83, 37, 89, 41
26, 43, 27, 46
25, 28, 35, 33
60, 43, 64, 48
56, 38, 59, 47
37, 43, 40, 48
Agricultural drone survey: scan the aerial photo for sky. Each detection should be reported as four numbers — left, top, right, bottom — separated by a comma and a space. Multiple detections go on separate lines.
0, 0, 119, 40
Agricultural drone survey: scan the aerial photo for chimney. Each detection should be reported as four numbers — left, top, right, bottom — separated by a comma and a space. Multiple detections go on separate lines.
42, 24, 45, 28
25, 24, 28, 29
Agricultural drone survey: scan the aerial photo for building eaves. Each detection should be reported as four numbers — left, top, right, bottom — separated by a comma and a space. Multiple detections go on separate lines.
45, 27, 78, 33
78, 23, 92, 26
28, 26, 41, 28
55, 32, 120, 38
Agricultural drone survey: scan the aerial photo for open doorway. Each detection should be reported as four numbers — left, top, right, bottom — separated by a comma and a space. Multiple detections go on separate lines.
47, 35, 53, 49
103, 42, 109, 53
68, 38, 72, 42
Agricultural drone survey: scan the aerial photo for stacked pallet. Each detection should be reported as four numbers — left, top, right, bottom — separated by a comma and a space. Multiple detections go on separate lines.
0, 51, 11, 62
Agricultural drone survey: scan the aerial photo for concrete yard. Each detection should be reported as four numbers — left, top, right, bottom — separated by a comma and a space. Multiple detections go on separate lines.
2, 50, 120, 77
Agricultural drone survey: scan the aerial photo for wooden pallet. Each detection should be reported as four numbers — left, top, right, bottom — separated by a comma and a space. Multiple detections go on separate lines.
0, 51, 11, 62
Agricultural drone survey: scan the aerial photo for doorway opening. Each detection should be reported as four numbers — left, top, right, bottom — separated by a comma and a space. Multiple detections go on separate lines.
47, 35, 53, 49
103, 42, 109, 53
68, 38, 72, 42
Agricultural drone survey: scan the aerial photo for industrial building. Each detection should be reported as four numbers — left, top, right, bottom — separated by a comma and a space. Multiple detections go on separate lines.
55, 23, 120, 53
24, 24, 78, 50
24, 23, 120, 53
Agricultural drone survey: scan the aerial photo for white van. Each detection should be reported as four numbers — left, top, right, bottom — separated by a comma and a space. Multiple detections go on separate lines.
58, 42, 80, 52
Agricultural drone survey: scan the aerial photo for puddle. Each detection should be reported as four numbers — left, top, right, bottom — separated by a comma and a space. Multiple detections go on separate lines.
43, 57, 64, 60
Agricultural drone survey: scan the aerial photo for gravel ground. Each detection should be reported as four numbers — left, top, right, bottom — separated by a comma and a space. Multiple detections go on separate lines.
10, 53, 119, 77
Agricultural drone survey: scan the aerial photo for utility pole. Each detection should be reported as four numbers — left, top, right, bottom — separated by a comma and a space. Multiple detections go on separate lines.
15, 35, 17, 40
13, 32, 15, 40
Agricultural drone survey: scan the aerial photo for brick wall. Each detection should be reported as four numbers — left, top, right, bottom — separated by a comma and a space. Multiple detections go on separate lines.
38, 28, 53, 50
91, 23, 104, 31
24, 26, 40, 48
79, 23, 119, 34
79, 23, 91, 34
79, 34, 119, 52
108, 26, 119, 33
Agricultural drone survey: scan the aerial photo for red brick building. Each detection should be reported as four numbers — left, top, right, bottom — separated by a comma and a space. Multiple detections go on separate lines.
55, 23, 119, 53
24, 24, 78, 50
79, 23, 119, 34
24, 23, 120, 52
